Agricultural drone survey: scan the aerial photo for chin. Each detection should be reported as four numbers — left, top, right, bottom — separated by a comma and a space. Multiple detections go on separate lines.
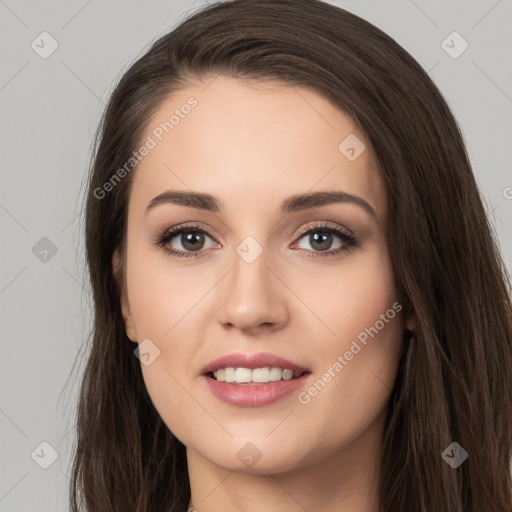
191, 437, 314, 476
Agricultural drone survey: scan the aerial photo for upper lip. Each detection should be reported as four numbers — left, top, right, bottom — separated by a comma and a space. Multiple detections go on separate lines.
200, 352, 311, 375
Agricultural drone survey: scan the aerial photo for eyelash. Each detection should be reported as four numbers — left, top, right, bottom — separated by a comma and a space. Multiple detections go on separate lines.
154, 222, 359, 259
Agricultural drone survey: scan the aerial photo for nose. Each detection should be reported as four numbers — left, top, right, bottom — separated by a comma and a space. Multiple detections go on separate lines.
215, 247, 289, 335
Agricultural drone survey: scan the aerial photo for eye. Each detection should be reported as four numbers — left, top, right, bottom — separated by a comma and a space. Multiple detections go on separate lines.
292, 221, 358, 258
154, 221, 358, 259
154, 223, 218, 259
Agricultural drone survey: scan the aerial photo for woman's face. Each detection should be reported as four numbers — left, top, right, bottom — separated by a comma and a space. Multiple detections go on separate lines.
115, 75, 413, 474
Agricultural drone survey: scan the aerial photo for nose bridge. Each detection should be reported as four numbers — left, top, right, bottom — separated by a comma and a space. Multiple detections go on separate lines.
233, 236, 270, 293
216, 235, 286, 330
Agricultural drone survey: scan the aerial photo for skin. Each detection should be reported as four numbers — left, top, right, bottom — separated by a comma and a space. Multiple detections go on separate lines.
113, 75, 415, 512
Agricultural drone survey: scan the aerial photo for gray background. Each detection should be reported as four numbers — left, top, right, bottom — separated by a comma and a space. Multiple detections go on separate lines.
1, 0, 511, 510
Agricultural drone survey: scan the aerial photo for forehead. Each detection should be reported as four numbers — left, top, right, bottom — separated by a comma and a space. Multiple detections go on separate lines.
128, 75, 386, 224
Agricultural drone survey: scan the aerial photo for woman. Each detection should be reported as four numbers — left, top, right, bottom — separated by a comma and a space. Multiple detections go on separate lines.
70, 0, 512, 510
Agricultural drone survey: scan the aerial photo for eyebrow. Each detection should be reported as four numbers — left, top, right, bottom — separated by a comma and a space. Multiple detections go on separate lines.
145, 190, 376, 219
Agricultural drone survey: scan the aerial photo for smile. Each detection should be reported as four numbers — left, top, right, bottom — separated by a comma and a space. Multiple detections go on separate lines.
210, 367, 306, 384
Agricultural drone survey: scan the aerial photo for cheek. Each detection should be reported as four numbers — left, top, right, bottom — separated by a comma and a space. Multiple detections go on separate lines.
295, 317, 402, 458
126, 246, 202, 338
289, 248, 403, 426
290, 244, 399, 349
125, 250, 210, 440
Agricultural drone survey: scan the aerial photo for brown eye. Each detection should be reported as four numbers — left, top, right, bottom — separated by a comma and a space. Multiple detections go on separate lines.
155, 224, 218, 258
293, 223, 358, 258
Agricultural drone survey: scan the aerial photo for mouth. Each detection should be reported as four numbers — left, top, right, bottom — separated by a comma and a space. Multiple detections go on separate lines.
201, 368, 312, 407
199, 352, 312, 406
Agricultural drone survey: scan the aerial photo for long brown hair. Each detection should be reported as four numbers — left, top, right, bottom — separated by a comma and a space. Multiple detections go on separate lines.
69, 0, 512, 510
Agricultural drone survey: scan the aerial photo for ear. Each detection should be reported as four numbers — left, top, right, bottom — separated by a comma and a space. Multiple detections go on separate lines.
112, 249, 138, 343
403, 303, 416, 335
396, 292, 416, 335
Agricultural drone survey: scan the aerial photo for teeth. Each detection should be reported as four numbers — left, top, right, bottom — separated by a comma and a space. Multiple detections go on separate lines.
211, 367, 305, 383
235, 367, 252, 383
225, 368, 236, 383
253, 367, 271, 382
269, 367, 283, 381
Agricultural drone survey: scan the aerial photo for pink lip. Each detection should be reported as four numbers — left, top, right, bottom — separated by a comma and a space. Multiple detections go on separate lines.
201, 373, 312, 407
199, 351, 312, 407
200, 351, 310, 375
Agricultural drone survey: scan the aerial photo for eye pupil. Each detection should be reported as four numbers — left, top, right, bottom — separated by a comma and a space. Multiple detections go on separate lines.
310, 231, 332, 251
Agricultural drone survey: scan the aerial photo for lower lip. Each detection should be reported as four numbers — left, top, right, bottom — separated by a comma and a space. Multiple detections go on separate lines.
202, 373, 311, 407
